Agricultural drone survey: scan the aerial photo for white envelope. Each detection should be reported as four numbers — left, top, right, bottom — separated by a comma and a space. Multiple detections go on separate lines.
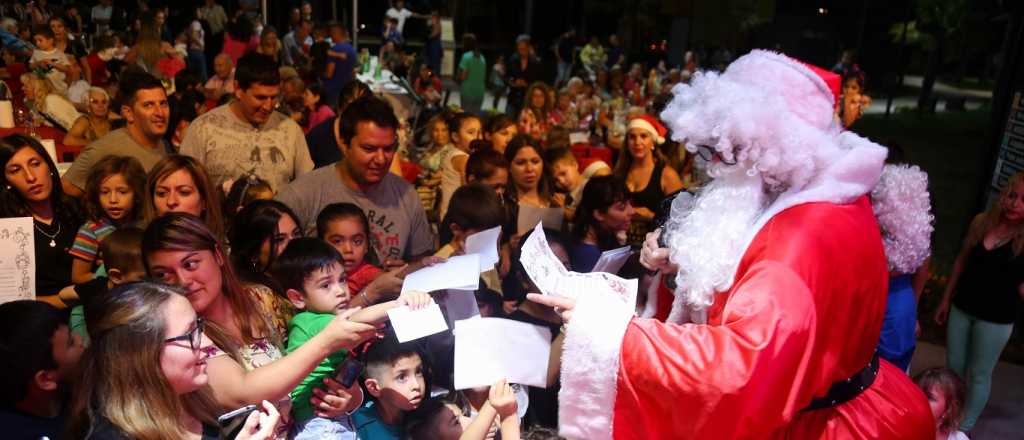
453, 318, 551, 390
401, 254, 480, 293
516, 205, 564, 234
464, 226, 501, 273
441, 289, 480, 324
591, 245, 634, 275
386, 303, 449, 343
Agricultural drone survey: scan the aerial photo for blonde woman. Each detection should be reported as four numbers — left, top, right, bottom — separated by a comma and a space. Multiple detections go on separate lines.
934, 171, 1024, 431
69, 282, 281, 439
65, 88, 113, 147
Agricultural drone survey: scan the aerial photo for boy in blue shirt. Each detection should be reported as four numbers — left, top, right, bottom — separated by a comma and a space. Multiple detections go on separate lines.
352, 327, 429, 439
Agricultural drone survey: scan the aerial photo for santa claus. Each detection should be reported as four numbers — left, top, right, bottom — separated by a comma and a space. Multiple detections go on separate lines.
529, 50, 935, 439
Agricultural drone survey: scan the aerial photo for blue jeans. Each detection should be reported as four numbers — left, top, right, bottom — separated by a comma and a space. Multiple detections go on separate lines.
946, 305, 1014, 431
291, 415, 357, 440
556, 61, 572, 87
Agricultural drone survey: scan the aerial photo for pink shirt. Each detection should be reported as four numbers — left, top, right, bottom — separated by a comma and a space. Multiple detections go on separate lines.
306, 105, 335, 133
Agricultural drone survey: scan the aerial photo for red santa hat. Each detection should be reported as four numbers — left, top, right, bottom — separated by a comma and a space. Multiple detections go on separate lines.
627, 114, 667, 144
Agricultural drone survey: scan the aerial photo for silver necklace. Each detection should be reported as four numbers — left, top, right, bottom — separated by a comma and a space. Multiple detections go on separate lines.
34, 220, 60, 247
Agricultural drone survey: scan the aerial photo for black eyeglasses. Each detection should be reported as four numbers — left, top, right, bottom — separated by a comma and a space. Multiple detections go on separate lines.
164, 318, 205, 351
694, 144, 738, 166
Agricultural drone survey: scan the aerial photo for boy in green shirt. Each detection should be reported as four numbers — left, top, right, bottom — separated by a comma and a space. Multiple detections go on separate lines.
273, 237, 433, 439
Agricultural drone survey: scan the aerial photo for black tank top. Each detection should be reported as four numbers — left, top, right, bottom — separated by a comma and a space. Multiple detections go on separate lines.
629, 162, 666, 213
952, 241, 1024, 324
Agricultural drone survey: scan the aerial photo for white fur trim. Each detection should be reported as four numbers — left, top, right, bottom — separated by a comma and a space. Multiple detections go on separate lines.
558, 290, 635, 440
627, 117, 666, 144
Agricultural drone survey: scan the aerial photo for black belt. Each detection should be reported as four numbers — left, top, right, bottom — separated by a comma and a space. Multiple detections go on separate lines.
802, 352, 880, 412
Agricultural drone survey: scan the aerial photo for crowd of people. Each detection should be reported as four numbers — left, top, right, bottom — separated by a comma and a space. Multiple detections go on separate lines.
0, 1, 1020, 440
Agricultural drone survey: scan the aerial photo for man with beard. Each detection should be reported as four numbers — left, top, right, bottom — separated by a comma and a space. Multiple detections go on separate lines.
62, 70, 171, 197
529, 50, 934, 439
0, 301, 85, 438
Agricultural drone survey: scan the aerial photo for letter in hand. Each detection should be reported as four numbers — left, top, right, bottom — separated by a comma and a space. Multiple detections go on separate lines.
488, 378, 518, 419
327, 307, 377, 350
234, 400, 281, 440
526, 293, 575, 324
396, 290, 434, 310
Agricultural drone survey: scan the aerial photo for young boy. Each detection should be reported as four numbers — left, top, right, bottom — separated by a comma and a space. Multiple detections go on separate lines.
59, 227, 148, 342
0, 300, 84, 439
29, 26, 70, 93
352, 326, 428, 440
272, 237, 432, 440
407, 379, 521, 440
545, 147, 610, 220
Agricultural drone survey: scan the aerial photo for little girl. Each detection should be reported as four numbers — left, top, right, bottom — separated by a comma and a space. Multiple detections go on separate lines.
69, 155, 146, 283
303, 83, 335, 133
914, 367, 968, 440
316, 202, 382, 295
438, 112, 482, 220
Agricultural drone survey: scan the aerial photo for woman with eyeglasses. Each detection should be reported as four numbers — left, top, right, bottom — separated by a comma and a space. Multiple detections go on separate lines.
613, 115, 684, 222
143, 213, 376, 438
69, 281, 281, 440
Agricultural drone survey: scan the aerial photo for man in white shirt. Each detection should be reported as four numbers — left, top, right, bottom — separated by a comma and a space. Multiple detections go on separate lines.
385, 0, 427, 35
90, 0, 113, 36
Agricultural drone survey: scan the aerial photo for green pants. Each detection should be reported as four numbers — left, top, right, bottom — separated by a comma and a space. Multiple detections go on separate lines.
945, 305, 1014, 431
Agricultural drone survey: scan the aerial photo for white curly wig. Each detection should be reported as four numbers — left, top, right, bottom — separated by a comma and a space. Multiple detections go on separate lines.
871, 164, 934, 274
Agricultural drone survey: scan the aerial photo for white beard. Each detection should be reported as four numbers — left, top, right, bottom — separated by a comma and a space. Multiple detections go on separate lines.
664, 171, 768, 323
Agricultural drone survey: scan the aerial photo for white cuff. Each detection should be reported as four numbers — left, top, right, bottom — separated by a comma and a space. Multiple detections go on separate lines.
558, 291, 634, 440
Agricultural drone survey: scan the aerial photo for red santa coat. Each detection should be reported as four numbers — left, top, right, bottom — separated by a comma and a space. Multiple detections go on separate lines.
558, 197, 934, 439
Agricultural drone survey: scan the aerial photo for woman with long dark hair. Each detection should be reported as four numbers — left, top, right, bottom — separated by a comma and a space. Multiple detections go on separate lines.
0, 134, 83, 305
613, 115, 683, 222
503, 134, 560, 237
569, 175, 635, 273
143, 213, 375, 437
229, 200, 302, 289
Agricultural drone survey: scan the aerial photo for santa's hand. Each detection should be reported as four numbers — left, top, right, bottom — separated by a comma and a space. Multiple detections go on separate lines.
640, 229, 675, 273
527, 293, 575, 323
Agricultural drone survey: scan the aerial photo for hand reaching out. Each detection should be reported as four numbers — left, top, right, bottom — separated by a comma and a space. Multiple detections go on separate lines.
488, 378, 518, 419
397, 290, 434, 310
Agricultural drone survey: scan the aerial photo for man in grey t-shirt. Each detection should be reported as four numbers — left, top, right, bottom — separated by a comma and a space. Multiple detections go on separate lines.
277, 96, 433, 264
62, 71, 170, 197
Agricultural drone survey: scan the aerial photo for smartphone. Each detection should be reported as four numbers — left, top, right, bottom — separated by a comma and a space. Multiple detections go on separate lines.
335, 358, 364, 388
217, 404, 258, 440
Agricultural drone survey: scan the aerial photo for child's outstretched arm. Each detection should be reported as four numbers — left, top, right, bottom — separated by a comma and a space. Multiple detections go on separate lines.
488, 379, 521, 440
459, 401, 498, 440
348, 290, 434, 324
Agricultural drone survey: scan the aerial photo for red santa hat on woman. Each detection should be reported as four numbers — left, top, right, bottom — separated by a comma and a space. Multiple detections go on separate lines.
627, 114, 667, 144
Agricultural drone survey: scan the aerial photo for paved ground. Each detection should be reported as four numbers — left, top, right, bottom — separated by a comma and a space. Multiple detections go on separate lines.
910, 342, 1024, 439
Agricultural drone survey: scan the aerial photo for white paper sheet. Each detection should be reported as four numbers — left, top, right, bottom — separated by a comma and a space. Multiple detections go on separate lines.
401, 254, 480, 293
453, 318, 551, 389
464, 226, 501, 273
440, 289, 480, 324
387, 303, 449, 343
591, 245, 634, 275
516, 205, 564, 234
520, 223, 637, 309
0, 217, 35, 304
